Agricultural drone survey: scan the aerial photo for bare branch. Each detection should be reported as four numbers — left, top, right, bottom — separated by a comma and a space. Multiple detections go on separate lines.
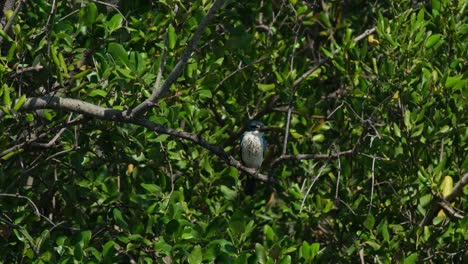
0, 193, 40, 215
130, 0, 226, 117
136, 118, 269, 182
22, 95, 129, 121
30, 127, 66, 148
15, 64, 44, 74
300, 158, 331, 212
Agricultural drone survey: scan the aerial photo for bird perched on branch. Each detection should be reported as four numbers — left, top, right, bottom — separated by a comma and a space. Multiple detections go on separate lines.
240, 120, 267, 195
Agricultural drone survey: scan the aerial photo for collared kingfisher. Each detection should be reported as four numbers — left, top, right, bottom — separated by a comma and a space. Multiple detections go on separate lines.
240, 120, 267, 194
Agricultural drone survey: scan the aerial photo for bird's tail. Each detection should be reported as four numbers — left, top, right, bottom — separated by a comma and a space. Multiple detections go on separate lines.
244, 175, 256, 195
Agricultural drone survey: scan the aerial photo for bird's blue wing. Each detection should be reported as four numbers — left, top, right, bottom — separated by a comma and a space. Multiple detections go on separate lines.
240, 133, 245, 162
262, 135, 267, 152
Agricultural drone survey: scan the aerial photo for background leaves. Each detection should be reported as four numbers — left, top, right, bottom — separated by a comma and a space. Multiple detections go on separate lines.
0, 0, 466, 263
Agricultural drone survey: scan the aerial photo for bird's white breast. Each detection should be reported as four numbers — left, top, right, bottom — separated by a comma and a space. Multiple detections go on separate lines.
241, 131, 264, 169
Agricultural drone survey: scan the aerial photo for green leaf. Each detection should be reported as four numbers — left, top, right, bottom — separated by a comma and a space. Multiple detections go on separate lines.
13, 94, 26, 111
102, 241, 116, 257
263, 224, 277, 242
425, 34, 442, 48
188, 245, 202, 264
79, 230, 92, 247
310, 243, 320, 260
393, 123, 401, 137
319, 12, 332, 28
2, 84, 11, 107
280, 255, 292, 264
255, 243, 267, 264
312, 134, 325, 143
301, 241, 311, 260
154, 239, 172, 255
256, 83, 275, 92
89, 89, 107, 97
364, 214, 375, 230
141, 183, 161, 194
365, 240, 381, 250
381, 222, 390, 242
113, 208, 129, 231
80, 3, 98, 26
445, 75, 466, 90
106, 14, 124, 34
404, 109, 412, 129
154, 134, 170, 142
168, 24, 177, 50
220, 185, 237, 200
403, 252, 418, 264
1, 148, 24, 160
108, 43, 128, 66
198, 89, 212, 99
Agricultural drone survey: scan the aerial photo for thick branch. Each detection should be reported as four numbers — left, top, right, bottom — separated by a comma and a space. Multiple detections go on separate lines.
129, 0, 226, 117
22, 95, 130, 121
7, 95, 269, 181
136, 119, 269, 181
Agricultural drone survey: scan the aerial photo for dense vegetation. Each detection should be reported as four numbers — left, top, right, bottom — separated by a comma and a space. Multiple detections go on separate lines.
0, 0, 466, 262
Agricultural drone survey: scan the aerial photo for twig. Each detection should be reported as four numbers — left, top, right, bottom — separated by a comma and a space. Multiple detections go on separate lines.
0, 0, 26, 44
15, 64, 44, 74
368, 155, 376, 213
91, 0, 127, 25
354, 27, 377, 42
154, 33, 168, 91
300, 158, 331, 212
0, 193, 40, 215
293, 27, 376, 88
0, 213, 39, 257
438, 200, 464, 219
44, 0, 57, 34
0, 114, 85, 158
30, 127, 66, 148
214, 57, 269, 93
282, 25, 301, 155
223, 95, 280, 148
335, 154, 341, 200
271, 149, 354, 169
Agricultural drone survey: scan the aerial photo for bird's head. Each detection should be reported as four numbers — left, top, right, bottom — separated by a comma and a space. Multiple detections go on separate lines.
246, 120, 265, 132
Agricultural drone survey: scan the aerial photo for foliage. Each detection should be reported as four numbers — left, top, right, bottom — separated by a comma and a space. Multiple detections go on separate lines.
0, 0, 466, 263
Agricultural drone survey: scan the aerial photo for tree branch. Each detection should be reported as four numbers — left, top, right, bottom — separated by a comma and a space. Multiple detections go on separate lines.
271, 149, 354, 169
22, 95, 130, 121
293, 27, 376, 88
129, 0, 226, 117
0, 114, 85, 159
420, 173, 468, 226
0, 0, 26, 44
7, 95, 269, 181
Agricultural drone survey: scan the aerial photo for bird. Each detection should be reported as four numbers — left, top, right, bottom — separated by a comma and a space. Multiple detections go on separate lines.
240, 120, 267, 194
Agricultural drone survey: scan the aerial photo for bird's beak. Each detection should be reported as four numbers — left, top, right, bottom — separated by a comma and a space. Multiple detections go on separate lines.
258, 124, 269, 132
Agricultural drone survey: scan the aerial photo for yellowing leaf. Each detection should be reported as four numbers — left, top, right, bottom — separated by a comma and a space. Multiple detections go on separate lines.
437, 176, 454, 218
368, 34, 380, 45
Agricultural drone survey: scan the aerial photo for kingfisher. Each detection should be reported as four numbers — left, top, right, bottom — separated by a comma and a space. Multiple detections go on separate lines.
240, 120, 267, 194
